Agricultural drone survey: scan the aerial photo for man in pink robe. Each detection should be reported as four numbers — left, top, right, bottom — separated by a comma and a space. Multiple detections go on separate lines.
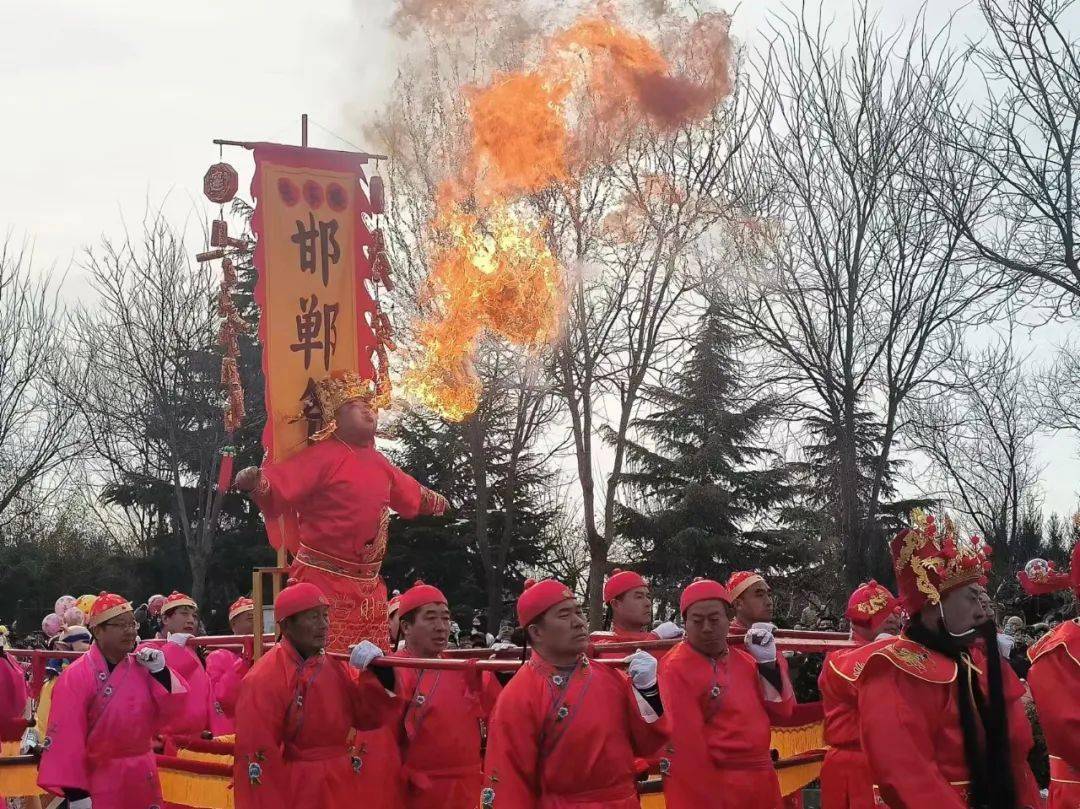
137, 591, 215, 740
37, 592, 187, 809
205, 596, 255, 736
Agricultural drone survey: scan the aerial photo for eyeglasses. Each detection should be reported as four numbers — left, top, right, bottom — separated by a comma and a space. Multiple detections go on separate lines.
102, 619, 138, 630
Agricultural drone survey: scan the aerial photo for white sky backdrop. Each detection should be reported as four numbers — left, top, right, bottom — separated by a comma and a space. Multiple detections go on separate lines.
2, 0, 1079, 520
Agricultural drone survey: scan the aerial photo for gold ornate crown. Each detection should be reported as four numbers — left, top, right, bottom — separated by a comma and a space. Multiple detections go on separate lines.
891, 509, 992, 610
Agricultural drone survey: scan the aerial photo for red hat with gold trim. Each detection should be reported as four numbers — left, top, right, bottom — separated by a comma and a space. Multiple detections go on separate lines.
726, 571, 766, 601
87, 592, 133, 628
680, 578, 731, 616
228, 597, 255, 622
387, 595, 402, 617
604, 569, 648, 604
890, 510, 992, 613
397, 581, 447, 617
161, 591, 197, 615
274, 583, 329, 623
517, 579, 575, 627
844, 581, 900, 632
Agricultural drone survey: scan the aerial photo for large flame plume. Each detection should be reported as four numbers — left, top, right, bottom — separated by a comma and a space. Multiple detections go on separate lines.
401, 4, 733, 420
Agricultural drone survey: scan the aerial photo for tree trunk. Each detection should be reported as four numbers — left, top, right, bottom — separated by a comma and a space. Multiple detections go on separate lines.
467, 417, 492, 626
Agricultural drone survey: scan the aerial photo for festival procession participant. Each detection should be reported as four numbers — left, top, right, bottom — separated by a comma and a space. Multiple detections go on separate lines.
1019, 546, 1080, 809
658, 578, 795, 809
0, 641, 28, 757
232, 582, 399, 809
37, 592, 187, 809
137, 591, 215, 739
205, 596, 255, 736
817, 581, 901, 809
856, 511, 1041, 809
591, 569, 683, 657
353, 581, 501, 809
388, 594, 403, 651
233, 369, 449, 653
481, 579, 669, 808
726, 570, 775, 635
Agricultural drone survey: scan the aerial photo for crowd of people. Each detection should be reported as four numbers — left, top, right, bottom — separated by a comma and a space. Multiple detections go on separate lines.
2, 370, 1078, 809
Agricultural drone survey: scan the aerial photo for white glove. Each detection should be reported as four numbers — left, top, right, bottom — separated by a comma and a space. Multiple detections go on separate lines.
167, 633, 194, 647
490, 642, 516, 652
653, 621, 684, 640
997, 632, 1015, 659
745, 622, 778, 663
70, 799, 93, 809
135, 647, 166, 673
874, 632, 895, 642
19, 727, 40, 755
626, 649, 658, 690
349, 640, 383, 671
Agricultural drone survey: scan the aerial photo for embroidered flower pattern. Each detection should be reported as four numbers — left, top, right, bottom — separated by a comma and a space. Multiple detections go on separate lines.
247, 762, 262, 785
556, 706, 569, 721
481, 787, 496, 806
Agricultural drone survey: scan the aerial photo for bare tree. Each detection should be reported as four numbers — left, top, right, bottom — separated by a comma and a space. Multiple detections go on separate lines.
70, 212, 223, 603
0, 240, 82, 532
930, 0, 1080, 316
905, 337, 1042, 560
726, 3, 992, 588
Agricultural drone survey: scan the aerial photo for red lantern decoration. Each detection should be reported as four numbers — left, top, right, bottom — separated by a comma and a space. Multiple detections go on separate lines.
204, 162, 239, 204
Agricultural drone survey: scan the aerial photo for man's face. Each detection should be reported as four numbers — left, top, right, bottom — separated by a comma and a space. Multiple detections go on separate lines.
92, 613, 139, 660
336, 399, 378, 439
402, 603, 452, 656
230, 611, 255, 636
735, 582, 773, 623
876, 611, 902, 637
282, 605, 330, 657
612, 586, 652, 629
163, 605, 198, 635
685, 600, 731, 658
529, 599, 588, 659
940, 584, 988, 638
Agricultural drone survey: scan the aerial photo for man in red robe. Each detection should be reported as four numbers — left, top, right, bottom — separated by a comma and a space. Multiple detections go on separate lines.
137, 591, 215, 741
354, 581, 501, 808
817, 581, 900, 809
234, 369, 448, 653
1020, 543, 1080, 809
205, 596, 255, 736
481, 579, 669, 808
590, 569, 683, 658
659, 578, 794, 809
857, 511, 1041, 809
232, 582, 398, 809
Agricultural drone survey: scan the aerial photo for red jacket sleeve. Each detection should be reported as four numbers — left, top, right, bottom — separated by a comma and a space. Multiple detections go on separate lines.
206, 650, 246, 719
1028, 648, 1080, 771
619, 671, 670, 758
233, 665, 289, 809
759, 652, 796, 721
346, 667, 400, 731
482, 676, 541, 809
256, 447, 329, 519
857, 659, 967, 809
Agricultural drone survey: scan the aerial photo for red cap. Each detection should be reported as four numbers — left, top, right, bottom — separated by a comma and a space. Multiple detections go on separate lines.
726, 571, 765, 601
397, 581, 447, 617
517, 579, 575, 627
680, 579, 731, 615
88, 592, 133, 628
228, 597, 255, 622
274, 583, 329, 623
844, 581, 900, 632
603, 569, 647, 604
161, 591, 197, 614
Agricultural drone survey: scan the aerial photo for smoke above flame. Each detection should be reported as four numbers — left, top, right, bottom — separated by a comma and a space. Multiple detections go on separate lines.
400, 4, 734, 420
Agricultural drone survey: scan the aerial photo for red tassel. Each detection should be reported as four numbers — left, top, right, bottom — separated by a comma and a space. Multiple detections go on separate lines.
216, 453, 235, 493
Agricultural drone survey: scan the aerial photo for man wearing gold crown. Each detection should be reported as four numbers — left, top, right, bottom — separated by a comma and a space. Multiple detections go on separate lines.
854, 512, 1040, 809
234, 369, 448, 654
1019, 541, 1080, 809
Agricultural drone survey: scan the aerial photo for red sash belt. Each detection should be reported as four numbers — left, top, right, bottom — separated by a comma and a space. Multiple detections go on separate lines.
547, 782, 637, 802
295, 544, 381, 580
284, 744, 345, 762
1051, 756, 1080, 784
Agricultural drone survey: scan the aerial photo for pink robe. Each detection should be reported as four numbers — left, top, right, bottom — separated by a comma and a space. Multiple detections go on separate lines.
206, 648, 251, 736
138, 639, 214, 739
37, 643, 187, 808
0, 652, 28, 743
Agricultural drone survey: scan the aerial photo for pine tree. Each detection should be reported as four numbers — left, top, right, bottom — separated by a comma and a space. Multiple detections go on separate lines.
613, 307, 808, 612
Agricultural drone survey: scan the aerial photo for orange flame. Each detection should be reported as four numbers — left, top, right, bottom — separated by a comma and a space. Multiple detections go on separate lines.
402, 8, 733, 420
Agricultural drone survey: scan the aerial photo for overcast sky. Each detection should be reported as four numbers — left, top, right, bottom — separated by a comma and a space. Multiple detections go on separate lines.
3, 0, 1079, 521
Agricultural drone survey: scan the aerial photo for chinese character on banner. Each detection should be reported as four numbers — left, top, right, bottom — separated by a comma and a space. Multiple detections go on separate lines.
249, 143, 381, 553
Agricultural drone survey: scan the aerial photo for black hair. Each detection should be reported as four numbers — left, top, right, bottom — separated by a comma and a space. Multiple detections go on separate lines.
905, 614, 1016, 809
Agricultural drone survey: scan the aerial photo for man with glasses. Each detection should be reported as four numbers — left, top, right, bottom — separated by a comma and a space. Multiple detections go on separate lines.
37, 592, 187, 809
